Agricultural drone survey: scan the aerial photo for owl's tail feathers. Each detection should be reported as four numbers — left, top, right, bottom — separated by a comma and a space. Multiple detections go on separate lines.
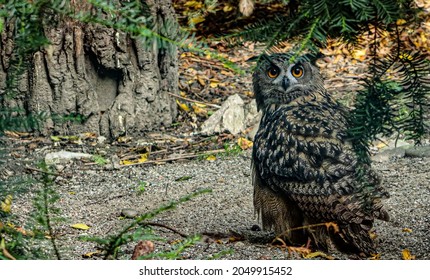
333, 222, 378, 256
373, 200, 390, 222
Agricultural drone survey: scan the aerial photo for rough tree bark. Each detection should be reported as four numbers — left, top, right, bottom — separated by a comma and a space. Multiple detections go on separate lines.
0, 0, 178, 138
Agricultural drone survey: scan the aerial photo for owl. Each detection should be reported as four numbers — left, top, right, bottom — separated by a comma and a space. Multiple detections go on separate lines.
251, 53, 389, 256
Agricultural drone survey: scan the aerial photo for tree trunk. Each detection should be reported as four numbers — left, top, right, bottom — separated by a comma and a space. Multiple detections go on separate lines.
0, 0, 178, 138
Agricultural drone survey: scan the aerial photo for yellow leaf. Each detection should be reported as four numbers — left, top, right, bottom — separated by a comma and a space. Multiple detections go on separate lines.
184, 1, 203, 8
189, 16, 205, 25
192, 104, 208, 117
352, 49, 366, 61
402, 249, 415, 260
223, 4, 234, 12
376, 142, 387, 149
193, 102, 206, 108
176, 100, 190, 112
402, 228, 412, 233
117, 136, 132, 143
304, 251, 334, 260
71, 223, 91, 230
396, 19, 407, 25
1, 195, 12, 213
237, 137, 253, 150
206, 154, 217, 161
83, 250, 102, 258
138, 153, 148, 163
209, 80, 219, 88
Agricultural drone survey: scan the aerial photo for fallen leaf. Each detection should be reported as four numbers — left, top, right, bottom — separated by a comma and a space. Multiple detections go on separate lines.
71, 223, 91, 230
192, 104, 208, 117
402, 249, 415, 260
369, 253, 381, 260
83, 250, 102, 258
120, 153, 149, 165
238, 137, 253, 150
117, 136, 133, 143
189, 16, 205, 25
396, 19, 407, 25
352, 49, 366, 61
304, 251, 334, 259
223, 4, 234, 12
402, 228, 412, 233
132, 240, 155, 260
206, 154, 217, 161
176, 100, 190, 112
197, 76, 206, 86
1, 195, 12, 213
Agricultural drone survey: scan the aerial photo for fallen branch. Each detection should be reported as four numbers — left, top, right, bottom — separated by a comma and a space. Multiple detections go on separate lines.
120, 149, 226, 167
141, 222, 188, 238
25, 166, 61, 177
167, 92, 221, 109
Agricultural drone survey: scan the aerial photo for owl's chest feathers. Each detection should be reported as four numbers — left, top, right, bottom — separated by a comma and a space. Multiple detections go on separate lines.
254, 98, 353, 186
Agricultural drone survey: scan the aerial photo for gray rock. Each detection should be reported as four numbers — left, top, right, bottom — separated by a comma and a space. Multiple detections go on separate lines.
200, 95, 261, 136
121, 208, 139, 219
97, 136, 107, 145
200, 94, 245, 135
372, 148, 406, 162
45, 150, 93, 165
404, 146, 430, 158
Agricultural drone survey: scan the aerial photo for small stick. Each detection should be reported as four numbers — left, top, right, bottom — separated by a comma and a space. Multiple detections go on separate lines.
141, 222, 188, 238
119, 149, 225, 167
167, 92, 221, 109
25, 166, 61, 176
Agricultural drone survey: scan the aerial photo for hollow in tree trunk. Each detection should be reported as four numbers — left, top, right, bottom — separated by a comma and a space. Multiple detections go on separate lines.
0, 0, 178, 138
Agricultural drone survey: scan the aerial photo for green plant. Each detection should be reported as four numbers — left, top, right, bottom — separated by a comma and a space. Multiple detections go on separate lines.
221, 0, 429, 163
137, 181, 149, 194
92, 155, 108, 166
0, 161, 64, 260
81, 188, 212, 259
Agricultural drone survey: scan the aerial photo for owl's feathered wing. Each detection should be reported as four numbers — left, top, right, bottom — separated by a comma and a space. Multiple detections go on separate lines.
252, 91, 389, 256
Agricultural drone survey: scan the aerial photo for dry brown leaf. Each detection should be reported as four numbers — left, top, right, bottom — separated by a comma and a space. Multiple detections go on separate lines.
132, 240, 155, 260
238, 137, 253, 150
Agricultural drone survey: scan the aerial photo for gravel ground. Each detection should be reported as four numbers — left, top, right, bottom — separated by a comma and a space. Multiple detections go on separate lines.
6, 146, 430, 260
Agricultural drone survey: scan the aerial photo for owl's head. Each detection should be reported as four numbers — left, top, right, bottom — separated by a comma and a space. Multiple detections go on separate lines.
251, 53, 324, 111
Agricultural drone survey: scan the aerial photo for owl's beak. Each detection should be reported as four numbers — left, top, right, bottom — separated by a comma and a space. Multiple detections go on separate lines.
282, 76, 290, 91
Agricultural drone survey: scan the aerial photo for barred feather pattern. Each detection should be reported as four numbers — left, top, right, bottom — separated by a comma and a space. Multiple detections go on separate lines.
251, 53, 389, 256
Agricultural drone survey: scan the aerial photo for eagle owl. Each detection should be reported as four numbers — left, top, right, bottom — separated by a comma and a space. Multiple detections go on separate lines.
251, 53, 389, 256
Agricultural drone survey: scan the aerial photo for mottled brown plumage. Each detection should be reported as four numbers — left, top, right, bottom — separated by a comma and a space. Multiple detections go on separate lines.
251, 53, 389, 256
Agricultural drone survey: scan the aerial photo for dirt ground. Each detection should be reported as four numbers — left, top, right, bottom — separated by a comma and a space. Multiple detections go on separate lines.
2, 136, 429, 260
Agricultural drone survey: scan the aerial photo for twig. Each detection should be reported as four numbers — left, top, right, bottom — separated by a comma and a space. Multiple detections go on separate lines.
141, 222, 188, 238
119, 149, 226, 167
25, 166, 61, 176
167, 92, 221, 109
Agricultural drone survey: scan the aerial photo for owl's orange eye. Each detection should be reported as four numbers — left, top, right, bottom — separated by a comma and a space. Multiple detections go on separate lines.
267, 66, 280, 78
291, 65, 304, 78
